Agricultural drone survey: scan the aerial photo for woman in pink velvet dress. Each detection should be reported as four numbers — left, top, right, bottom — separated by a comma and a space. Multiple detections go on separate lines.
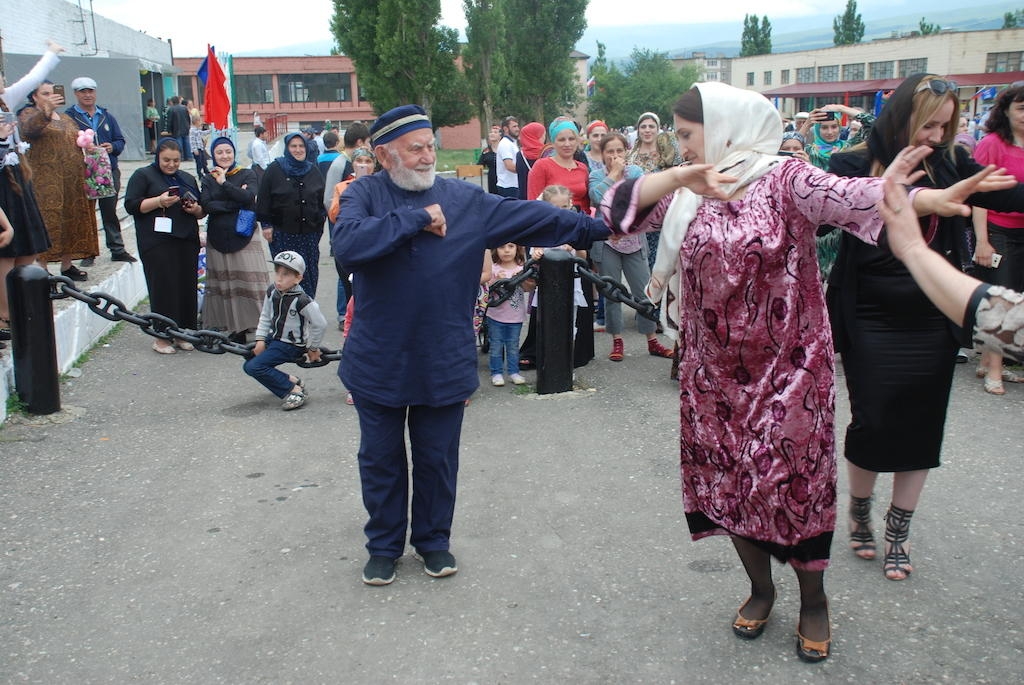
601, 81, 1006, 662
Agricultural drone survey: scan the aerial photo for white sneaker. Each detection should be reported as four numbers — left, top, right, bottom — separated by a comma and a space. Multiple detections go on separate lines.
491, 374, 505, 387
510, 374, 526, 385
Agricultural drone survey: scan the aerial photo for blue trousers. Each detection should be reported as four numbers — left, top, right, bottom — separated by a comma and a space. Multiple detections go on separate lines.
487, 319, 522, 375
352, 394, 465, 558
243, 339, 303, 398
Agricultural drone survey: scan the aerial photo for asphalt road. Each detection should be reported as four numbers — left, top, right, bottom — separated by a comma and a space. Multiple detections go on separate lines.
4, 185, 1024, 683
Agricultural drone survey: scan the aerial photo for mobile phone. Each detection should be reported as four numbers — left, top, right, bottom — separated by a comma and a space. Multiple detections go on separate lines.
182, 190, 199, 204
991, 252, 1003, 268
167, 186, 180, 196
0, 112, 17, 125
778, 150, 795, 157
53, 84, 65, 97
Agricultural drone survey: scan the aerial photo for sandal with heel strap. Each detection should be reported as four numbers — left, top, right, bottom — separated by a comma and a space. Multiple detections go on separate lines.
883, 504, 914, 581
796, 601, 831, 662
732, 591, 776, 639
849, 495, 876, 560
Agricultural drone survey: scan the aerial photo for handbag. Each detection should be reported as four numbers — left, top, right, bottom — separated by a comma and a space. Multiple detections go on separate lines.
235, 208, 257, 238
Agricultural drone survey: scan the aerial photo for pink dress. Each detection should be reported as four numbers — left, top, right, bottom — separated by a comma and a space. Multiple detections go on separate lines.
611, 159, 886, 569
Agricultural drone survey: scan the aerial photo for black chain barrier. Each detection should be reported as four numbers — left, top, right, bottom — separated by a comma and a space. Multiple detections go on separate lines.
487, 255, 659, 322
48, 274, 343, 368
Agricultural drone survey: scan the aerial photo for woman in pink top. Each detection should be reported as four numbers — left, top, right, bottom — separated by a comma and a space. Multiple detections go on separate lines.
971, 83, 1024, 393
526, 119, 590, 213
601, 81, 1003, 662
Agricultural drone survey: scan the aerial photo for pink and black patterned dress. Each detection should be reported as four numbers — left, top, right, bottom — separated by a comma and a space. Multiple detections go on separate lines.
608, 159, 887, 570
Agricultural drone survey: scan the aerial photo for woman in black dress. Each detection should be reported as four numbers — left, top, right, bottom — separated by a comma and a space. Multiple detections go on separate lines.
828, 74, 1024, 580
125, 138, 206, 354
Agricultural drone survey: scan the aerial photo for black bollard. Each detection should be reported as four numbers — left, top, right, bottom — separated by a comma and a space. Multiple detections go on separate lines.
7, 265, 60, 414
535, 249, 575, 395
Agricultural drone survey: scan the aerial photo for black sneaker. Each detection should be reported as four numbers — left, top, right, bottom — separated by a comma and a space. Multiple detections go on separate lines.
79, 257, 96, 267
362, 555, 396, 585
112, 252, 138, 263
415, 550, 458, 578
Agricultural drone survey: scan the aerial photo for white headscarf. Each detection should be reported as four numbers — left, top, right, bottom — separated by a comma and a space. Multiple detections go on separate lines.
648, 81, 786, 338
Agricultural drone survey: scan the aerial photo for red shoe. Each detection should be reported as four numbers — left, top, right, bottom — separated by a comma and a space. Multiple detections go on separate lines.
608, 337, 624, 362
647, 338, 674, 358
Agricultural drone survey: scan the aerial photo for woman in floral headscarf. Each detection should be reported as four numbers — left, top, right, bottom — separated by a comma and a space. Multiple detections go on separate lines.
200, 136, 266, 342
602, 81, 1001, 662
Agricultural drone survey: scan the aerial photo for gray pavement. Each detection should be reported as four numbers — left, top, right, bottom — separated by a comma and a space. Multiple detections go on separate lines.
3, 168, 1024, 682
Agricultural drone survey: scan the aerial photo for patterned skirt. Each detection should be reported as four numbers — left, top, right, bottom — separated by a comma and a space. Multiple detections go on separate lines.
202, 233, 270, 332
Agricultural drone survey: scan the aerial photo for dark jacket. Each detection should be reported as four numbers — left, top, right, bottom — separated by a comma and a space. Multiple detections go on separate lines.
64, 105, 126, 171
166, 104, 190, 138
124, 165, 201, 254
256, 161, 326, 234
200, 167, 258, 253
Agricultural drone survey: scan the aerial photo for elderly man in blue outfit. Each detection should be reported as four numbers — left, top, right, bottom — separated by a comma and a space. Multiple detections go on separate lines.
333, 105, 612, 586
65, 76, 137, 265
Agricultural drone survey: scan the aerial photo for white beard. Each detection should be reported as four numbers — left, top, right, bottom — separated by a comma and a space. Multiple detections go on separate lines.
387, 150, 436, 191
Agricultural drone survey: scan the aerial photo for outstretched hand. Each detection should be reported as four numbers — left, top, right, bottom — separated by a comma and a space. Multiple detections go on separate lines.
930, 164, 1016, 217
673, 164, 738, 200
882, 145, 930, 185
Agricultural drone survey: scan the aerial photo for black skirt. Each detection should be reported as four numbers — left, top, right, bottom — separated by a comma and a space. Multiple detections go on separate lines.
839, 270, 958, 472
0, 165, 52, 258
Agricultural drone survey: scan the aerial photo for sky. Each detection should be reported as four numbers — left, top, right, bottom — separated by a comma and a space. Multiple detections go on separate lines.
90, 0, 963, 57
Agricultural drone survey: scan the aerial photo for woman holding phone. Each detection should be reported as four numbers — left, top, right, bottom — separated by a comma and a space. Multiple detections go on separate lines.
125, 138, 206, 354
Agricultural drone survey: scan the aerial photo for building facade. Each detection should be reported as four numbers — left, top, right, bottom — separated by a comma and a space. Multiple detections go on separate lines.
671, 52, 732, 84
729, 28, 1024, 116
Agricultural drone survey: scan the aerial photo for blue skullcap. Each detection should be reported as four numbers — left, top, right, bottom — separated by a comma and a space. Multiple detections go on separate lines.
370, 104, 433, 146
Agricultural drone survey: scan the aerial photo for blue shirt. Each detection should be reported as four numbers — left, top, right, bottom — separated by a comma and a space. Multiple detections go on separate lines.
333, 172, 610, 407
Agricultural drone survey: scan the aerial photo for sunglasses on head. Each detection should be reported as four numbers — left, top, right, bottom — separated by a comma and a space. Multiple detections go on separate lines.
916, 79, 958, 96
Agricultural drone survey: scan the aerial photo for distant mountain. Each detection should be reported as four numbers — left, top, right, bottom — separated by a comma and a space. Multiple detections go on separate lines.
589, 3, 1014, 62
236, 2, 1017, 61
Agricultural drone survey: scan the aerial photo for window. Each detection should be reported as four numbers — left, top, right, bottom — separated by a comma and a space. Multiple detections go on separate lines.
234, 74, 275, 104
705, 72, 720, 81
707, 59, 718, 68
842, 63, 865, 81
763, 70, 772, 85
781, 69, 790, 85
899, 58, 928, 78
746, 72, 755, 86
817, 65, 839, 82
986, 51, 1023, 73
176, 77, 194, 104
278, 72, 352, 103
869, 61, 894, 79
796, 67, 815, 84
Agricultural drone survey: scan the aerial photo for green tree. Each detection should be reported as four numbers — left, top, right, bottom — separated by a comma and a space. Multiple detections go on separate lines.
502, 0, 589, 123
1003, 9, 1024, 28
331, 0, 472, 128
833, 0, 865, 45
918, 17, 941, 35
463, 0, 508, 139
740, 14, 773, 57
588, 47, 699, 129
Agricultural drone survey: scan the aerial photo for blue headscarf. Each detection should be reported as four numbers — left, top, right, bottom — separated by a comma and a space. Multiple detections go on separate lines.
209, 136, 238, 173
548, 119, 578, 143
276, 132, 314, 177
152, 136, 201, 197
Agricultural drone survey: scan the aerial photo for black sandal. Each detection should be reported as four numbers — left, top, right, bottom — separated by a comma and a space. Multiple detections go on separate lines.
883, 504, 914, 580
849, 495, 876, 560
61, 265, 88, 282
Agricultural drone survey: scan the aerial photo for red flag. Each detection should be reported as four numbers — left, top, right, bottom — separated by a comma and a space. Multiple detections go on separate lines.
203, 45, 230, 130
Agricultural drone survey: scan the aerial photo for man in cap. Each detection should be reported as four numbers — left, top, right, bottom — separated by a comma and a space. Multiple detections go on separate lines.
334, 104, 611, 586
65, 77, 137, 265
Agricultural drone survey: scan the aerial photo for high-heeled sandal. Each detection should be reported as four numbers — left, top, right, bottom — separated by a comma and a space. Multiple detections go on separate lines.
732, 592, 775, 640
796, 605, 832, 663
849, 495, 876, 560
883, 504, 914, 581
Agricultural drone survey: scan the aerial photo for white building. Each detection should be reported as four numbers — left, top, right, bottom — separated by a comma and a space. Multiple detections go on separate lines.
1, 0, 177, 160
729, 28, 1024, 117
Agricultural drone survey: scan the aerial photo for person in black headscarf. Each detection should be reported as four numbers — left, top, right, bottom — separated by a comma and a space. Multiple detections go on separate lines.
125, 137, 206, 354
256, 131, 326, 297
827, 74, 1024, 582
200, 136, 266, 343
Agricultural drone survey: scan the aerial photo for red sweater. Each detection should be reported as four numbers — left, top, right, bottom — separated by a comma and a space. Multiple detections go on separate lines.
526, 156, 592, 215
